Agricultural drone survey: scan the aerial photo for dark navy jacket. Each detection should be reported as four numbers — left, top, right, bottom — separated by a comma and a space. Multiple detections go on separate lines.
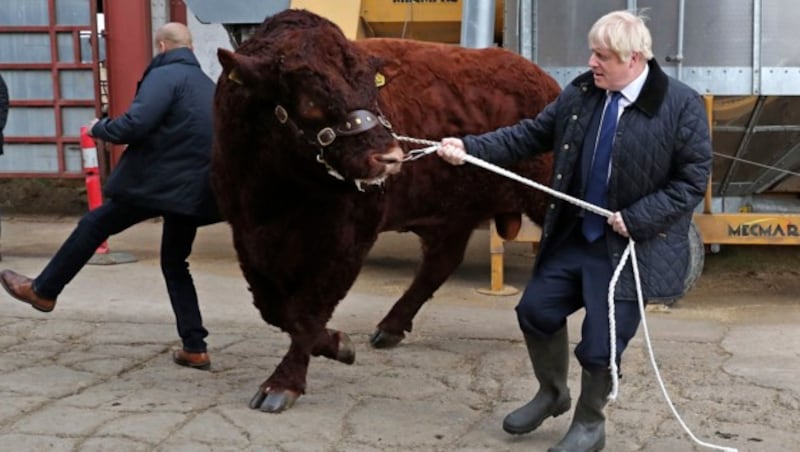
91, 47, 218, 221
463, 60, 712, 301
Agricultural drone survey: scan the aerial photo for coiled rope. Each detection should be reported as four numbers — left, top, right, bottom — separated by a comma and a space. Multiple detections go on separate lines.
393, 133, 738, 452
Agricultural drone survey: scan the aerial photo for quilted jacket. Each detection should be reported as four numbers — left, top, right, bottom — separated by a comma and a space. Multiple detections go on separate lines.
463, 59, 712, 301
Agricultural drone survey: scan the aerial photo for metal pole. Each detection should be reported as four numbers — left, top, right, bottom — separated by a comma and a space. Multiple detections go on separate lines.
461, 0, 496, 48
752, 0, 762, 94
676, 0, 685, 81
519, 0, 532, 60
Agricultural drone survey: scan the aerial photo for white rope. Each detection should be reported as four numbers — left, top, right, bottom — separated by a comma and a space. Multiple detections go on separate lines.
393, 134, 737, 452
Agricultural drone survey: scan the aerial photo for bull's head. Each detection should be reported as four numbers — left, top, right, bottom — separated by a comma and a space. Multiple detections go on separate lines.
216, 10, 405, 191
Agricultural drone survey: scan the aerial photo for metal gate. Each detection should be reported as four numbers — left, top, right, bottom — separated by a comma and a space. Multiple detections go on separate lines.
0, 0, 100, 178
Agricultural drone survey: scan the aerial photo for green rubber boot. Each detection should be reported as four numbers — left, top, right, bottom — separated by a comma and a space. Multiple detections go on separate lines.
548, 368, 612, 452
503, 327, 571, 434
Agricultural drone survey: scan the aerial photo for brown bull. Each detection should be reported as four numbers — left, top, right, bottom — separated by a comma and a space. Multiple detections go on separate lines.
212, 9, 560, 412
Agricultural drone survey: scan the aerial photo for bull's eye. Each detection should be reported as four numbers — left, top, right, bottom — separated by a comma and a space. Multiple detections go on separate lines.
297, 94, 325, 120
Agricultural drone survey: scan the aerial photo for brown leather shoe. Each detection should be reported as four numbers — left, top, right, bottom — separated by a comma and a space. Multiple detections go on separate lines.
172, 349, 211, 370
0, 269, 56, 313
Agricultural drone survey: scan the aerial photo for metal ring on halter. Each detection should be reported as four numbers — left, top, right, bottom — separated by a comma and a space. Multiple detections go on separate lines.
316, 127, 336, 147
274, 105, 288, 124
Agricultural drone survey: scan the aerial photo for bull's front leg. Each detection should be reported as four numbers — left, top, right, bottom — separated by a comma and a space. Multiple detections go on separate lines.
250, 328, 360, 413
243, 215, 377, 413
249, 322, 359, 413
250, 334, 311, 413
248, 328, 315, 413
311, 328, 356, 364
371, 225, 474, 348
248, 231, 376, 412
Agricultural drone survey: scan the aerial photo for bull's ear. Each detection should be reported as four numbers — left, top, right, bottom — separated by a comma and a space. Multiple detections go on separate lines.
372, 54, 399, 79
217, 48, 267, 86
369, 55, 383, 71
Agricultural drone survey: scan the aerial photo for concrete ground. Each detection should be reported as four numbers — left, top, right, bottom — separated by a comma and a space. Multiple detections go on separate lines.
0, 216, 797, 451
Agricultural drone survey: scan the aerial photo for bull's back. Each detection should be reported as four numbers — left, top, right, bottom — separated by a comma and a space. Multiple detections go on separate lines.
355, 38, 558, 227
356, 38, 559, 137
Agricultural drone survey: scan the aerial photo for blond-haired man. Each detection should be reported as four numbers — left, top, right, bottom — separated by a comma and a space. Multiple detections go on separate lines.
438, 10, 711, 451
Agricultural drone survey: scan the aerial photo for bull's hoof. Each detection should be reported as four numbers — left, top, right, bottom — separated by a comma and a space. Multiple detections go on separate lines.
249, 387, 300, 413
336, 331, 356, 364
369, 328, 405, 348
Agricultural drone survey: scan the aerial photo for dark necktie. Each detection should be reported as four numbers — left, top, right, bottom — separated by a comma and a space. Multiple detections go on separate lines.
582, 91, 622, 242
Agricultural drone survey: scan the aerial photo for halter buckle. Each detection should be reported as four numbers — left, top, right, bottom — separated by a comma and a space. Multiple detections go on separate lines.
274, 105, 288, 124
317, 127, 336, 147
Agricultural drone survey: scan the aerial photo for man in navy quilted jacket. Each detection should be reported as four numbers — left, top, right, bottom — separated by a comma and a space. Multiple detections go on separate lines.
438, 10, 712, 452
0, 23, 219, 371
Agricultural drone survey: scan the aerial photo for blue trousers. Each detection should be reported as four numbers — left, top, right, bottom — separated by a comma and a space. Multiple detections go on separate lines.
33, 199, 209, 352
516, 231, 641, 371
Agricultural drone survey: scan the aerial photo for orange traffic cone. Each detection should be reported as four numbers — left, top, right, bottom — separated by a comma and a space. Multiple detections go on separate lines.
80, 126, 136, 265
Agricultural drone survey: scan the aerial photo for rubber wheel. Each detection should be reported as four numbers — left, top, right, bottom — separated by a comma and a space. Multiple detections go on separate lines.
663, 221, 705, 306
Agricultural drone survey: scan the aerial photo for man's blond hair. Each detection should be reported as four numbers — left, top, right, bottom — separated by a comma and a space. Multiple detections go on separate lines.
588, 10, 653, 63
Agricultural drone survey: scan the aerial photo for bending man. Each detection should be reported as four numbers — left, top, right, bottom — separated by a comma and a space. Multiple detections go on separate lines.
0, 23, 219, 371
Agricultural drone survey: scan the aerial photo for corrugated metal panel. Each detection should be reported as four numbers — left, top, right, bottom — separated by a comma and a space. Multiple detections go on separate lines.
527, 0, 800, 96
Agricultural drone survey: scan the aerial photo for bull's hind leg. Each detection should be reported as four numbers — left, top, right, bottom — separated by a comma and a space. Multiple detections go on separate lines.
370, 225, 474, 348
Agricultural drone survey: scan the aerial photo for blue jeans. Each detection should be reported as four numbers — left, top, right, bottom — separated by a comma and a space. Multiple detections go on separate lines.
33, 199, 209, 352
516, 231, 641, 371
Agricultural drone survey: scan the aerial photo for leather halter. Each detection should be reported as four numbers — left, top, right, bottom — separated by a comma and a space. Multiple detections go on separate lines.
273, 104, 394, 183
274, 105, 391, 148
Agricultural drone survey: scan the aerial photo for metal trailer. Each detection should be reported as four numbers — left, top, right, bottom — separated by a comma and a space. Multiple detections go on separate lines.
483, 0, 800, 295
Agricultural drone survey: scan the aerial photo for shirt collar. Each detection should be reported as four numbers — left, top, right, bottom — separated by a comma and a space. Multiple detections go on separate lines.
616, 63, 649, 104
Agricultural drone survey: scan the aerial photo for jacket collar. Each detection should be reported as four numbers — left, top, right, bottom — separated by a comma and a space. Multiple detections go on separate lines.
572, 59, 668, 117
143, 47, 199, 77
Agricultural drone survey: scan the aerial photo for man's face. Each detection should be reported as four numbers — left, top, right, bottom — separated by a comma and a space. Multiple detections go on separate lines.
588, 46, 640, 91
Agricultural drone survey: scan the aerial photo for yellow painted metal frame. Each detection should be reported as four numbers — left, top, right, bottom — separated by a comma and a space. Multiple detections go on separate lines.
692, 95, 800, 246
361, 0, 463, 23
478, 216, 540, 296
360, 0, 464, 43
290, 0, 365, 39
359, 0, 504, 43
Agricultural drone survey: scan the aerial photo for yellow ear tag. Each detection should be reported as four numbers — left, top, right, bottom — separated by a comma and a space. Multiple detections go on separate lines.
375, 72, 386, 88
228, 69, 243, 85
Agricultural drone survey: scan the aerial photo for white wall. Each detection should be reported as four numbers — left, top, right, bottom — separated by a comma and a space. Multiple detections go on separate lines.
149, 0, 232, 82
187, 12, 231, 82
